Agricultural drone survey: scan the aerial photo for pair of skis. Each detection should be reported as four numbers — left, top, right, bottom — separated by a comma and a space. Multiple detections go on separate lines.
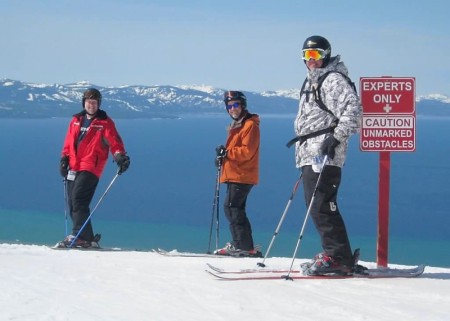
152, 248, 261, 258
51, 245, 125, 252
205, 263, 425, 281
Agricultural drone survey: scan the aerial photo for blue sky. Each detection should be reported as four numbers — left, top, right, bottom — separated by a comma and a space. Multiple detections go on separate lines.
1, 0, 449, 96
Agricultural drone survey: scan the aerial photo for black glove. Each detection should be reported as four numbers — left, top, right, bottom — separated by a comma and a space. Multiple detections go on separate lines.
60, 156, 69, 178
320, 136, 340, 160
215, 145, 227, 167
115, 153, 130, 175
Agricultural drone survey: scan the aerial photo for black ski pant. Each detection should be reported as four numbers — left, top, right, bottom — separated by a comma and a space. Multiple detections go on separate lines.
67, 171, 99, 242
301, 165, 353, 264
223, 183, 254, 251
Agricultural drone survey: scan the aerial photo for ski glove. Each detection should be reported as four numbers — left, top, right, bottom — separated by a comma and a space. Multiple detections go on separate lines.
114, 153, 130, 175
320, 136, 340, 160
60, 156, 69, 178
215, 145, 227, 167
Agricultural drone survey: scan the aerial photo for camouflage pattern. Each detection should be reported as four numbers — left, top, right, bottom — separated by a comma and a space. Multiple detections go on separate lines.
294, 55, 362, 168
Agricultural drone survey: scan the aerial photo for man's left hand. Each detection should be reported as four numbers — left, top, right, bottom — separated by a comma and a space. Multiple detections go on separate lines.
320, 136, 340, 160
115, 153, 130, 175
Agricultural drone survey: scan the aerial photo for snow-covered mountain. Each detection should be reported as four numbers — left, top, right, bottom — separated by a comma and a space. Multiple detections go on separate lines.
0, 78, 448, 118
0, 79, 298, 118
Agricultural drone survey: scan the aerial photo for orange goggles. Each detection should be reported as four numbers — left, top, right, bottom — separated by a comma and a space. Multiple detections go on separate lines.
302, 49, 328, 61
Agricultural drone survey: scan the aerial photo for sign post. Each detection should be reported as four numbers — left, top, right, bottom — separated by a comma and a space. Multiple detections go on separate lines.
360, 77, 416, 267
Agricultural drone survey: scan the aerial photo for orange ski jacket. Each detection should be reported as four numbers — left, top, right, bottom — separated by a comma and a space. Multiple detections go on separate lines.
220, 113, 260, 185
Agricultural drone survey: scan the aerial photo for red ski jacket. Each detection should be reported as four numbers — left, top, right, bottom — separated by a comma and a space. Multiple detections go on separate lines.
61, 110, 126, 178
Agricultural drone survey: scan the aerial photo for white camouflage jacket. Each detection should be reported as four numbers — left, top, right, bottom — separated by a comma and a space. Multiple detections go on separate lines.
294, 55, 362, 168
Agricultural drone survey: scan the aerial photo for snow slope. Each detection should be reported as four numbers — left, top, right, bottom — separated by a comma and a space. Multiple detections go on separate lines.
1, 243, 449, 321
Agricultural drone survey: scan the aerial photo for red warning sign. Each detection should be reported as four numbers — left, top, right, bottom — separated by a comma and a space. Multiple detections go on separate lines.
360, 77, 415, 114
360, 77, 416, 152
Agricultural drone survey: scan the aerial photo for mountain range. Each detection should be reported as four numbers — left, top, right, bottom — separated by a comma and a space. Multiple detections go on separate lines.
1, 78, 449, 118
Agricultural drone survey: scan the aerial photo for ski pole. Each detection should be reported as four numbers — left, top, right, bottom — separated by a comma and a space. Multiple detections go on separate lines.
257, 172, 302, 268
282, 155, 328, 280
207, 163, 221, 254
215, 167, 220, 252
69, 171, 120, 248
63, 179, 69, 236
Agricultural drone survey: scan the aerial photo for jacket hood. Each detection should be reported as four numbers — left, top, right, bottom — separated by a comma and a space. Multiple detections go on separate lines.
307, 55, 349, 85
228, 111, 260, 131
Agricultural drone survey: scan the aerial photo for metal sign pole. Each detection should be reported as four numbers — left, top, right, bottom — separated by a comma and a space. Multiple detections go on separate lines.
377, 151, 391, 267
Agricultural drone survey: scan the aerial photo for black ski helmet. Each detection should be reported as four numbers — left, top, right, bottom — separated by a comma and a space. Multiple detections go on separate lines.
302, 35, 331, 66
223, 91, 247, 109
82, 88, 102, 108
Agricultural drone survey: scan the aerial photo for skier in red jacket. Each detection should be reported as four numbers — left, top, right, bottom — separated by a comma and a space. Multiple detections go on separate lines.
58, 88, 130, 248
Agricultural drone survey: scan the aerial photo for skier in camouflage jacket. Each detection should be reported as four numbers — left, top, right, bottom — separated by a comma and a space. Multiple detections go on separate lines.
294, 35, 362, 275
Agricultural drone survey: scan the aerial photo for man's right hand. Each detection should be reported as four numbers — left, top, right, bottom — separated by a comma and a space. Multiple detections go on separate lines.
215, 145, 227, 167
60, 156, 69, 178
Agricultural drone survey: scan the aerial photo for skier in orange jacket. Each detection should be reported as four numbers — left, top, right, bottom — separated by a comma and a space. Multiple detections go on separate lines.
214, 90, 261, 257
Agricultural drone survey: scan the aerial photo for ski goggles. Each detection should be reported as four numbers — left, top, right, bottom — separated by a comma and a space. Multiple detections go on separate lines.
226, 102, 242, 110
301, 48, 329, 61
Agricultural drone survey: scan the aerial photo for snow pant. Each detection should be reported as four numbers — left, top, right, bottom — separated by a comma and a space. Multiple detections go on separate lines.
301, 165, 353, 264
223, 183, 254, 251
67, 171, 99, 242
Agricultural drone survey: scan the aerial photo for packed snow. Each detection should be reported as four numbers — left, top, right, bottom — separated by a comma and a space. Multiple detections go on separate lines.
1, 243, 449, 321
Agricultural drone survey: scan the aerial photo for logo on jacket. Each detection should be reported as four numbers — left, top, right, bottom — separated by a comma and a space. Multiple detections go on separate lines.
329, 202, 337, 212
92, 124, 104, 131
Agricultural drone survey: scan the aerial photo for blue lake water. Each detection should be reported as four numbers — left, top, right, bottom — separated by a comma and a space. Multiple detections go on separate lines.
0, 114, 449, 267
